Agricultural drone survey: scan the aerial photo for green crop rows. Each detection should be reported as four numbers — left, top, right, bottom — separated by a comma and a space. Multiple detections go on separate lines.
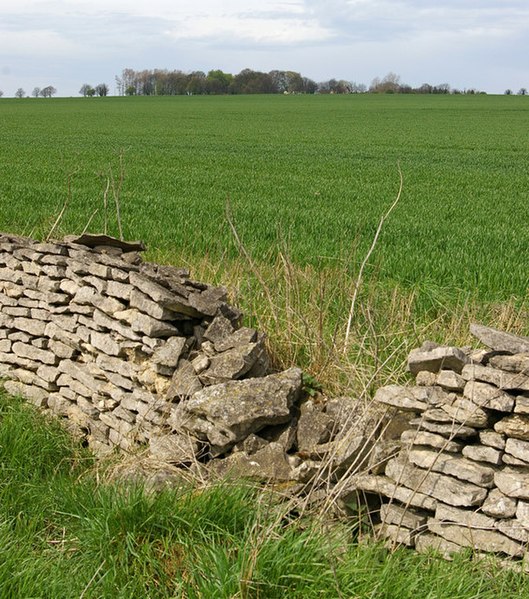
1, 94, 529, 302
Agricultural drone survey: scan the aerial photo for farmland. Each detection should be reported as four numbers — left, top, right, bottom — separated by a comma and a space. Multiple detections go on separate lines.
3, 94, 529, 595
1, 94, 529, 301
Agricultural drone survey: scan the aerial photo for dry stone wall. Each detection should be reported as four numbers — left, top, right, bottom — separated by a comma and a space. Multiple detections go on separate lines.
346, 323, 529, 563
0, 232, 381, 489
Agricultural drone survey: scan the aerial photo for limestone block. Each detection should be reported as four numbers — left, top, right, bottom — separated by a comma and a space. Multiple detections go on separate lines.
496, 519, 529, 544
408, 344, 469, 375
3, 307, 31, 317
376, 523, 417, 547
30, 308, 52, 321
481, 489, 517, 519
374, 385, 431, 412
427, 518, 524, 557
415, 533, 463, 559
296, 410, 335, 452
400, 430, 463, 453
407, 448, 496, 487
129, 272, 200, 317
152, 336, 186, 368
470, 323, 529, 354
340, 473, 437, 511
462, 363, 529, 392
409, 417, 476, 439
514, 396, 529, 415
435, 503, 496, 529
214, 327, 258, 353
380, 503, 428, 531
177, 367, 302, 454
504, 438, 529, 464
12, 341, 57, 365
129, 288, 178, 321
436, 370, 466, 392
479, 430, 506, 450
461, 444, 503, 465
48, 339, 78, 360
202, 314, 235, 346
463, 380, 514, 413
199, 343, 261, 384
489, 354, 529, 375
385, 458, 488, 507
11, 317, 47, 337
3, 380, 48, 407
415, 371, 437, 386
149, 433, 199, 464
90, 332, 121, 357
494, 414, 529, 441
495, 468, 529, 500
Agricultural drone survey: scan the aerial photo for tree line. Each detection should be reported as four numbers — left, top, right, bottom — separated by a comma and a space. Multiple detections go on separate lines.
113, 68, 484, 96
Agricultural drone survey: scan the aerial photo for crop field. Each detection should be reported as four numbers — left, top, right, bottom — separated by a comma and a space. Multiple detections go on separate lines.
1, 94, 529, 301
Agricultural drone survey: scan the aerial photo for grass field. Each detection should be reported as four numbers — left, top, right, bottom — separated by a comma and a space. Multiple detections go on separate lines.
1, 94, 529, 301
3, 95, 529, 595
1, 390, 528, 598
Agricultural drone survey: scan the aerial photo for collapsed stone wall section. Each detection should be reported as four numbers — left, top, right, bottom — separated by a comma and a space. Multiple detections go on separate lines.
0, 232, 271, 457
346, 323, 529, 564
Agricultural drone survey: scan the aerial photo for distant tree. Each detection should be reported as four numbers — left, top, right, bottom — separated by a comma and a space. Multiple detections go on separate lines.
370, 72, 402, 93
518, 88, 527, 96
301, 77, 318, 94
125, 85, 136, 96
205, 70, 233, 94
79, 83, 93, 97
505, 89, 513, 95
350, 82, 367, 93
40, 85, 57, 98
0, 90, 3, 97
95, 83, 109, 97
15, 88, 25, 98
31, 87, 41, 98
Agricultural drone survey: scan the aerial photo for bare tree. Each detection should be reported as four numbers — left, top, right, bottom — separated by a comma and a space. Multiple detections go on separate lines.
79, 83, 92, 97
0, 90, 3, 97
40, 85, 57, 98
518, 88, 527, 96
95, 83, 109, 97
32, 87, 41, 98
505, 89, 513, 95
15, 88, 25, 98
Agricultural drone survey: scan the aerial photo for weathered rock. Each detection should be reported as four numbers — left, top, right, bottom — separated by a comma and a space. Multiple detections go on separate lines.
437, 396, 490, 428
3, 380, 48, 406
514, 500, 529, 529
296, 409, 335, 452
409, 417, 476, 439
408, 344, 469, 375
379, 503, 428, 531
470, 323, 529, 354
202, 314, 235, 346
90, 332, 121, 357
376, 523, 417, 547
479, 430, 506, 450
199, 343, 261, 384
148, 433, 199, 464
374, 385, 430, 412
494, 414, 529, 441
435, 503, 496, 529
435, 370, 466, 392
427, 518, 524, 557
495, 468, 529, 500
514, 396, 529, 415
489, 353, 529, 375
407, 448, 496, 487
151, 337, 186, 368
129, 289, 178, 321
385, 458, 488, 507
481, 489, 517, 519
461, 444, 503, 466
340, 473, 437, 511
462, 363, 529, 392
12, 342, 57, 365
415, 371, 437, 386
400, 430, 463, 453
209, 442, 294, 481
496, 520, 529, 544
504, 438, 529, 464
463, 380, 514, 413
165, 360, 203, 400
177, 367, 302, 454
214, 327, 258, 352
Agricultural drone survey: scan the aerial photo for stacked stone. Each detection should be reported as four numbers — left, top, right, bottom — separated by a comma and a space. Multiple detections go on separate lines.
345, 324, 529, 561
0, 232, 267, 456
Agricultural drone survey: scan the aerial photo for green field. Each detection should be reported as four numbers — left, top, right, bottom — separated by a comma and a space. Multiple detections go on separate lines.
2, 94, 529, 302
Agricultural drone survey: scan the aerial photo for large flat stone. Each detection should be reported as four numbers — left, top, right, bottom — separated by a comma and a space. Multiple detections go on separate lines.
401, 430, 463, 452
374, 385, 431, 412
470, 323, 529, 354
495, 414, 529, 441
341, 473, 437, 511
435, 503, 496, 529
386, 458, 488, 507
495, 467, 529, 500
427, 518, 524, 557
462, 363, 529, 393
481, 489, 517, 519
463, 380, 514, 413
408, 345, 469, 375
504, 438, 529, 464
177, 367, 302, 454
407, 448, 496, 487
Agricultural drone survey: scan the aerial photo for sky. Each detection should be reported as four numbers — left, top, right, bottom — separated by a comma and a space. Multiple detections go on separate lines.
1, 0, 529, 97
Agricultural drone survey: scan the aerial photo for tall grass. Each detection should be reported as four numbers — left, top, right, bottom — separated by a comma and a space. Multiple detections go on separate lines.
1, 390, 529, 598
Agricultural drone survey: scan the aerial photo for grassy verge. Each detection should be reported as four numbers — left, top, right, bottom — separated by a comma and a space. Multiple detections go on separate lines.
1, 389, 528, 598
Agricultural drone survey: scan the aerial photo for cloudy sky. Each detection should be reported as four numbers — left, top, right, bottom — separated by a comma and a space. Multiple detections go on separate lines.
1, 0, 528, 96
